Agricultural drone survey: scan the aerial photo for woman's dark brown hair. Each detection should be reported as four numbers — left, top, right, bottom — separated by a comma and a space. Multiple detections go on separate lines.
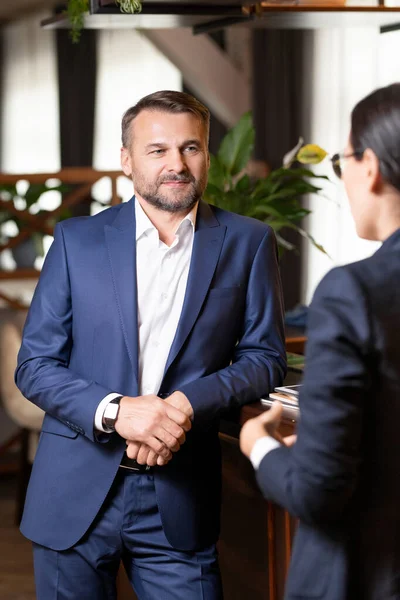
351, 83, 400, 192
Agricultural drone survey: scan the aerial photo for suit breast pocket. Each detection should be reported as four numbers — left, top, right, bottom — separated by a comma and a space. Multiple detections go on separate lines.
203, 286, 244, 332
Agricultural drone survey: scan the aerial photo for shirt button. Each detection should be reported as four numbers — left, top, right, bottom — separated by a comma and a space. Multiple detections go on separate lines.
161, 292, 168, 301
153, 340, 160, 347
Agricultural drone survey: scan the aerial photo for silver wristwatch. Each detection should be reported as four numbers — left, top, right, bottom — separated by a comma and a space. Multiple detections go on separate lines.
102, 396, 123, 431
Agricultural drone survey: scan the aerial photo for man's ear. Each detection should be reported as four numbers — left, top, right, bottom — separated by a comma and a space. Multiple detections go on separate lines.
364, 148, 382, 193
121, 147, 132, 177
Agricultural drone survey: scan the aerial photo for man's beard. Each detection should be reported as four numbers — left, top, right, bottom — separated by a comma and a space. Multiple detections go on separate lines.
133, 172, 207, 213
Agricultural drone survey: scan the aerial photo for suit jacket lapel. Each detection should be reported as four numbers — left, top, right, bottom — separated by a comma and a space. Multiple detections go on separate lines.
104, 199, 139, 382
164, 201, 226, 375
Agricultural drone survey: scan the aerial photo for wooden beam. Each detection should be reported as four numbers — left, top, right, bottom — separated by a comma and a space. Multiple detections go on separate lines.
142, 28, 251, 127
0, 168, 123, 185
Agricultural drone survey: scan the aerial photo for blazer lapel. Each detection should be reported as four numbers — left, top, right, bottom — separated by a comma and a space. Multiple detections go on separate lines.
104, 199, 139, 382
164, 201, 226, 375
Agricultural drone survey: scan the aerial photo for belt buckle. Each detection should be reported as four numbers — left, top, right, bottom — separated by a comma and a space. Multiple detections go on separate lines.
120, 463, 151, 472
120, 454, 152, 472
120, 463, 139, 471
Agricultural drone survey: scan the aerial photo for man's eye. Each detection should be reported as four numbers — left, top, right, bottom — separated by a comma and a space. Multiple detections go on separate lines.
185, 146, 198, 153
151, 149, 164, 155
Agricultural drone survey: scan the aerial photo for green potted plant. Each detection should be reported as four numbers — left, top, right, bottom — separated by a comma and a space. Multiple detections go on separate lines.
204, 111, 329, 255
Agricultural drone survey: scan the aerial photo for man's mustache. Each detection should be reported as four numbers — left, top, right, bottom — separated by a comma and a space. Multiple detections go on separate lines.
159, 174, 195, 184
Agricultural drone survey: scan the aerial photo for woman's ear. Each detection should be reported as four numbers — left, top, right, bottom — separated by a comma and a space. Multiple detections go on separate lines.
363, 148, 382, 192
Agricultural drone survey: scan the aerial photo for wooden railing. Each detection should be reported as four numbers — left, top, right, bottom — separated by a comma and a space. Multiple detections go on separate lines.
0, 168, 126, 309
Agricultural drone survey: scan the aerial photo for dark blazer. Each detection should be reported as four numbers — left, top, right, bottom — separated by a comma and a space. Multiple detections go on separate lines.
257, 228, 400, 600
16, 198, 286, 552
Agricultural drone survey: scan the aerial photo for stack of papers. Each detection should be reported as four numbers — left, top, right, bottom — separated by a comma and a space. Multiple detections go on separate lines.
260, 384, 302, 419
269, 384, 301, 406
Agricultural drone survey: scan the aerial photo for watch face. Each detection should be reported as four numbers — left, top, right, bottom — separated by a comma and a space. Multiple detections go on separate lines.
106, 403, 119, 421
104, 402, 120, 430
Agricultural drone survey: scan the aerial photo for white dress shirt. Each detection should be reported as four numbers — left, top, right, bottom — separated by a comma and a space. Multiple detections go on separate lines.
95, 198, 197, 432
250, 436, 282, 470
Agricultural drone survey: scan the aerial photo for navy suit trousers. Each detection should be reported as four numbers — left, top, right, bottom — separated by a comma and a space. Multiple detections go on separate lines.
33, 469, 223, 600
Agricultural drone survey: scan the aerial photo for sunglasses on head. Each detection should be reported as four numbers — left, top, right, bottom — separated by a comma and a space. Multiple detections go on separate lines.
330, 150, 364, 179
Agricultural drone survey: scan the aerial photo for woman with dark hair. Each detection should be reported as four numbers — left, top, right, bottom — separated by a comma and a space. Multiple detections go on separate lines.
240, 83, 400, 600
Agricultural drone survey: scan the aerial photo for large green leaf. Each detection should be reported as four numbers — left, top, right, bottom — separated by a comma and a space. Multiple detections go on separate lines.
281, 167, 330, 181
207, 154, 226, 190
250, 205, 285, 219
280, 221, 330, 256
278, 180, 323, 195
250, 180, 276, 200
274, 232, 297, 252
268, 166, 329, 183
251, 174, 323, 201
281, 208, 311, 221
268, 198, 310, 219
295, 225, 329, 256
223, 190, 246, 214
252, 188, 302, 204
217, 112, 254, 177
234, 174, 252, 193
203, 182, 223, 206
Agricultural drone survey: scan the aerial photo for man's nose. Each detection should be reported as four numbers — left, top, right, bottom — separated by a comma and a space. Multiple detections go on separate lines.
167, 151, 186, 173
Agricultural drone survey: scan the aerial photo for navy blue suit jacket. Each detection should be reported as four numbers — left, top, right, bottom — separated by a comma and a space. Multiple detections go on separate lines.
16, 198, 286, 552
257, 228, 400, 600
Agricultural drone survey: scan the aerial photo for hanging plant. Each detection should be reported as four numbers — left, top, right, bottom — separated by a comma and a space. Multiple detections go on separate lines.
118, 0, 143, 13
66, 0, 143, 44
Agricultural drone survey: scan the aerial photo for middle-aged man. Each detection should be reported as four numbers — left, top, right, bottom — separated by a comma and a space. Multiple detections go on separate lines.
16, 90, 286, 599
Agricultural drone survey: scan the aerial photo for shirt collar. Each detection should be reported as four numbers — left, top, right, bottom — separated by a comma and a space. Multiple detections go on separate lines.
135, 197, 198, 241
135, 198, 154, 241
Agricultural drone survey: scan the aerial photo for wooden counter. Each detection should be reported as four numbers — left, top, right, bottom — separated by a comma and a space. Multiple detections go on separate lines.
218, 369, 299, 600
117, 370, 301, 599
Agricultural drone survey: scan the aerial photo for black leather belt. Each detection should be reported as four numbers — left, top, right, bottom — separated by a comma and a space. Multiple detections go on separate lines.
119, 453, 152, 473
